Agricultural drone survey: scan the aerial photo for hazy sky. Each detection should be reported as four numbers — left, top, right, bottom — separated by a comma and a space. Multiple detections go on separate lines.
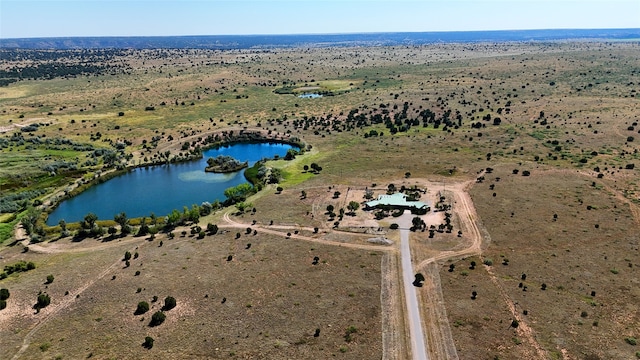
1, 0, 638, 39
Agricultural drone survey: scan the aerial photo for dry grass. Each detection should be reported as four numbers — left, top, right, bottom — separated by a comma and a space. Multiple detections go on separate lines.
441, 164, 640, 359
1, 230, 383, 359
1, 41, 640, 359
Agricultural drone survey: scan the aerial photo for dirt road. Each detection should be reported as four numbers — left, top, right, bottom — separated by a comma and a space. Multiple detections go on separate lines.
399, 219, 430, 360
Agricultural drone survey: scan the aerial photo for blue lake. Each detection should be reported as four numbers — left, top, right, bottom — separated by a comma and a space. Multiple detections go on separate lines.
46, 142, 295, 225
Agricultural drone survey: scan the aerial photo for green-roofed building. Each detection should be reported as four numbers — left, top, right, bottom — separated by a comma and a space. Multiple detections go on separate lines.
365, 192, 430, 212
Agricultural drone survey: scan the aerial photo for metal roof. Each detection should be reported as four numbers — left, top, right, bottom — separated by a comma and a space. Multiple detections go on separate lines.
365, 192, 429, 209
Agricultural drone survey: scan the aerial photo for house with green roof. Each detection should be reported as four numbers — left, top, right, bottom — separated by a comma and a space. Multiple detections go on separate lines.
365, 192, 430, 212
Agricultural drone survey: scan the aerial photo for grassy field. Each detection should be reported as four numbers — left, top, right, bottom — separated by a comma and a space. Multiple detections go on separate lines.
1, 41, 639, 359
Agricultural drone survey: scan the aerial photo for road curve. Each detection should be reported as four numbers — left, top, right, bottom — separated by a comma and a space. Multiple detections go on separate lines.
400, 226, 429, 360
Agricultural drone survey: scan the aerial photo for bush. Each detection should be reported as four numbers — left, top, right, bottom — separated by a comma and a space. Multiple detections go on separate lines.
149, 311, 166, 327
45, 274, 54, 284
35, 293, 51, 310
626, 337, 638, 346
389, 223, 399, 230
143, 336, 154, 349
483, 258, 493, 266
163, 296, 176, 311
135, 301, 150, 315
0, 299, 6, 310
0, 288, 9, 300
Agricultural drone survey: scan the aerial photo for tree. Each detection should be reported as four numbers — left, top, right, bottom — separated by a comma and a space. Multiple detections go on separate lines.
224, 183, 254, 203
163, 296, 177, 311
347, 201, 360, 214
83, 213, 98, 230
165, 209, 182, 228
303, 165, 309, 172
35, 292, 51, 311
276, 186, 284, 193
137, 217, 150, 237
142, 336, 154, 349
236, 202, 252, 213
186, 204, 200, 223
333, 191, 341, 198
0, 288, 9, 301
149, 311, 166, 327
300, 190, 307, 199
58, 219, 66, 232
45, 274, 54, 284
108, 226, 117, 237
124, 251, 132, 261
413, 273, 425, 287
206, 223, 218, 234
135, 301, 150, 315
326, 204, 334, 214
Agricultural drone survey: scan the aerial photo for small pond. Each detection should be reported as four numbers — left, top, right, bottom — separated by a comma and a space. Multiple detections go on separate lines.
298, 93, 323, 99
46, 142, 295, 225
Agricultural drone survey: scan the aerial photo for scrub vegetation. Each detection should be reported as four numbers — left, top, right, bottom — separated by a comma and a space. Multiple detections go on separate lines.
0, 41, 639, 359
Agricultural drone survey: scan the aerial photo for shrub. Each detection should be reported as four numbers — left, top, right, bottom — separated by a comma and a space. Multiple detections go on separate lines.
149, 311, 166, 327
143, 336, 154, 349
626, 337, 637, 346
135, 301, 150, 315
389, 223, 399, 230
35, 293, 51, 310
483, 258, 493, 266
0, 288, 9, 300
344, 325, 358, 342
0, 299, 6, 310
163, 296, 176, 311
45, 274, 54, 284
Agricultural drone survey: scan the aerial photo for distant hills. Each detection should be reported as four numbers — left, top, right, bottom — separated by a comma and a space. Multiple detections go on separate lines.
1, 29, 639, 49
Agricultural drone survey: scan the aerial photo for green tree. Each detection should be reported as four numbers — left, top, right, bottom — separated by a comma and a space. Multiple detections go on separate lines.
224, 183, 254, 203
82, 213, 98, 230
58, 219, 66, 232
188, 204, 200, 223
135, 301, 150, 315
114, 212, 128, 228
0, 288, 10, 300
236, 202, 252, 213
45, 274, 54, 284
347, 201, 360, 214
143, 336, 154, 349
108, 226, 117, 236
149, 311, 166, 327
137, 217, 150, 236
165, 209, 182, 228
35, 292, 51, 311
162, 296, 177, 311
206, 223, 219, 234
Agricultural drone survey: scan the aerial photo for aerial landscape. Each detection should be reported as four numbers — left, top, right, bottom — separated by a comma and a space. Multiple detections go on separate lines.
1, 1, 639, 359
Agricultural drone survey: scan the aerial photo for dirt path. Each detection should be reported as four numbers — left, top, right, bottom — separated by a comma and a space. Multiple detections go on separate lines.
483, 262, 548, 359
411, 176, 546, 360
10, 239, 146, 360
221, 209, 404, 359
221, 211, 396, 252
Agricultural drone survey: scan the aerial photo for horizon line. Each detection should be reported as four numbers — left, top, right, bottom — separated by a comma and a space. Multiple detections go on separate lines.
2, 27, 639, 41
